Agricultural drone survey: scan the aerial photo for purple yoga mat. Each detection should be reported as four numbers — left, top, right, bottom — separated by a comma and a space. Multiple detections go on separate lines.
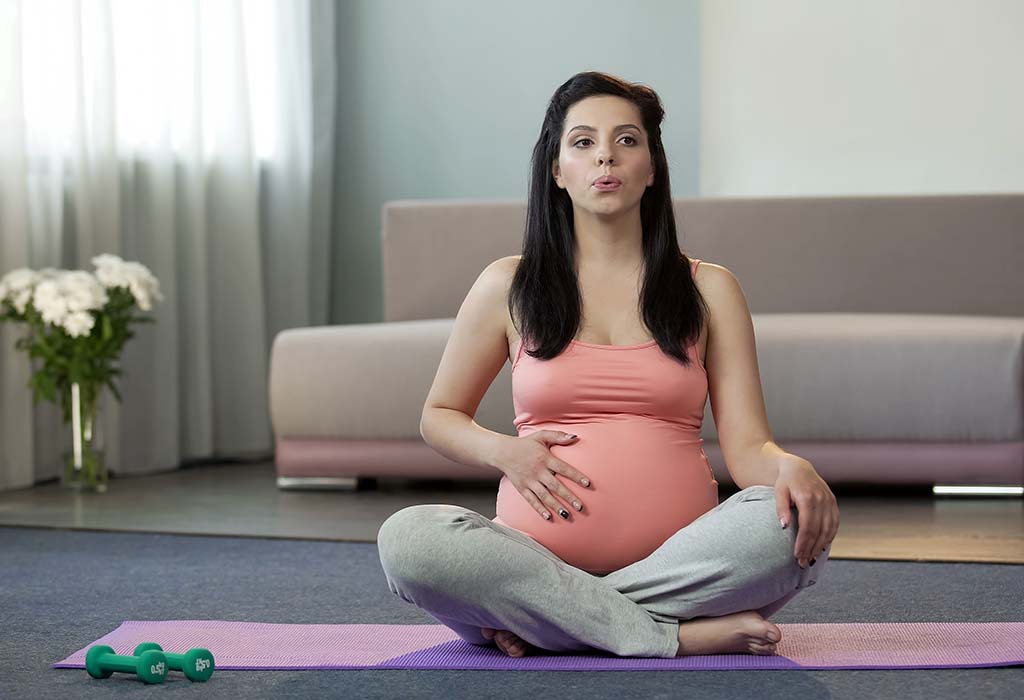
53, 620, 1024, 671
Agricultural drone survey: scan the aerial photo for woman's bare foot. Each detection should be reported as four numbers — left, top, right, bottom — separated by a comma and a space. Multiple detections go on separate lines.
675, 610, 782, 656
480, 627, 532, 657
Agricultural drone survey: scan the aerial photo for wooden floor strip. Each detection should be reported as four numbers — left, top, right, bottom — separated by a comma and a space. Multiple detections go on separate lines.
0, 464, 1020, 565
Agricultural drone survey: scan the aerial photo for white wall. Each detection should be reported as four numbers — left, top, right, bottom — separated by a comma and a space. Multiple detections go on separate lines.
331, 0, 700, 324
700, 0, 1024, 196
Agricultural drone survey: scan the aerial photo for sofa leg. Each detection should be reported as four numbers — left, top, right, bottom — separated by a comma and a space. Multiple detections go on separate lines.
276, 476, 376, 491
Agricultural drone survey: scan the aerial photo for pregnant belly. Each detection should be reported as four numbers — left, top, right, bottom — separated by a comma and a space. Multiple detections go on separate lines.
493, 421, 719, 575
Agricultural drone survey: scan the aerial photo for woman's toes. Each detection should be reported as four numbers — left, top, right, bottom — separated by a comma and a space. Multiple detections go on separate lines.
495, 630, 528, 656
480, 627, 497, 641
749, 639, 778, 655
757, 620, 782, 644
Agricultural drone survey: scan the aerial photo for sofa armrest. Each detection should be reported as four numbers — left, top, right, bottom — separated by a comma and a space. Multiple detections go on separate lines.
269, 318, 516, 441
726, 313, 1024, 443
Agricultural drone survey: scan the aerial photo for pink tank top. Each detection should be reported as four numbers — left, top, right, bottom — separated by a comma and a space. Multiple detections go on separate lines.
493, 258, 717, 575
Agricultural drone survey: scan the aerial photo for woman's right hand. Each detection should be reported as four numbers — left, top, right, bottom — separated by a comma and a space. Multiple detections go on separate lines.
494, 431, 591, 522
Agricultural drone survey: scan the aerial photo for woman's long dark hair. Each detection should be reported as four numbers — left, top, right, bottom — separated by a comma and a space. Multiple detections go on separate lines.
508, 71, 709, 367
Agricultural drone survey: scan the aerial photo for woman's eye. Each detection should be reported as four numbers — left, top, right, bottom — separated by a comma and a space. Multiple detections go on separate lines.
573, 136, 637, 147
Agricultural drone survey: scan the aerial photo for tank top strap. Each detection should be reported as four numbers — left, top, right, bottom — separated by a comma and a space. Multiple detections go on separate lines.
514, 260, 701, 370
513, 336, 525, 370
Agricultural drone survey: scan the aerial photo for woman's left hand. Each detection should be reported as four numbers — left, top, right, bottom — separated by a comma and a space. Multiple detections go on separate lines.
774, 457, 840, 568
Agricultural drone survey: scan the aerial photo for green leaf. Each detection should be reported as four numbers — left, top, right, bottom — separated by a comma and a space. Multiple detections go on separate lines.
104, 377, 122, 403
40, 375, 56, 402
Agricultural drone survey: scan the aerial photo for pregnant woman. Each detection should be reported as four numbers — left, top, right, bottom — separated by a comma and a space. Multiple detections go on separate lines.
377, 71, 840, 658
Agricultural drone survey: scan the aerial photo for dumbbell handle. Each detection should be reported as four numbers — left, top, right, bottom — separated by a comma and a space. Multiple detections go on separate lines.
95, 652, 151, 674
164, 650, 214, 674
133, 643, 214, 681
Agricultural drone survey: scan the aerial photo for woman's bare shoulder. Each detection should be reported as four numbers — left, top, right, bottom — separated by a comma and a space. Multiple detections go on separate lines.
692, 260, 736, 296
489, 255, 521, 286
489, 256, 521, 341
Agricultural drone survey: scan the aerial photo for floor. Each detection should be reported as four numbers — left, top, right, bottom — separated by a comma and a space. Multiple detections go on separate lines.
11, 527, 1022, 700
0, 461, 1022, 564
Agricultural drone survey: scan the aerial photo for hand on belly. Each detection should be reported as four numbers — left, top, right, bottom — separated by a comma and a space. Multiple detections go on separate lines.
494, 422, 718, 573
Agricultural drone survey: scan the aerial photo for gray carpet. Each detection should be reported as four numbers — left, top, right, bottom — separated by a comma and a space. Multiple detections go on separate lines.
1, 526, 1021, 699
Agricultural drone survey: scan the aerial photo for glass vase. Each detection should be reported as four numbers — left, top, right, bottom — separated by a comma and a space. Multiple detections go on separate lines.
61, 381, 109, 492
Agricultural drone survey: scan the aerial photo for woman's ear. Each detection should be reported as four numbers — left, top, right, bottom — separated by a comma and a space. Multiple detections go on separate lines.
647, 168, 655, 187
552, 160, 564, 189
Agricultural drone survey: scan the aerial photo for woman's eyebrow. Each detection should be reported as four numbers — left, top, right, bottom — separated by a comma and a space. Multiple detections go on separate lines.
567, 124, 641, 135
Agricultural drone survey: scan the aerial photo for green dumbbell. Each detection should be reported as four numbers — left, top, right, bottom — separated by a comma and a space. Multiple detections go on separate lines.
85, 645, 168, 684
133, 642, 215, 682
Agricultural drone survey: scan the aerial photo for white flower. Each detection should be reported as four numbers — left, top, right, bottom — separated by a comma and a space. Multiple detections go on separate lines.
1, 267, 94, 316
61, 270, 108, 312
4, 255, 161, 327
91, 255, 163, 311
0, 267, 37, 292
0, 268, 39, 310
91, 254, 124, 269
12, 288, 33, 314
62, 310, 96, 338
30, 271, 108, 332
126, 262, 162, 311
93, 261, 132, 289
33, 280, 69, 326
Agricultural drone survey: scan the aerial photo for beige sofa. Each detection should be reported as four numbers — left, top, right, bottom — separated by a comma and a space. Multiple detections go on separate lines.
269, 194, 1024, 490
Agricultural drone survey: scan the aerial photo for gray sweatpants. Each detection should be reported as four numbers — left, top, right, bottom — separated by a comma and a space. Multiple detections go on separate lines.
376, 484, 831, 658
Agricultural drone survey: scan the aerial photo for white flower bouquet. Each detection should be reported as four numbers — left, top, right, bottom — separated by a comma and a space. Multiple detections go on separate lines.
0, 254, 164, 490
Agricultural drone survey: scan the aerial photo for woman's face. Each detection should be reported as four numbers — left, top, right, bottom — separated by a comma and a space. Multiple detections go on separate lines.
551, 95, 655, 215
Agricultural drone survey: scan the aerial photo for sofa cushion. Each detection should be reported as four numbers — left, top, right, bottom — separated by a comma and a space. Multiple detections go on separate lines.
269, 314, 1024, 443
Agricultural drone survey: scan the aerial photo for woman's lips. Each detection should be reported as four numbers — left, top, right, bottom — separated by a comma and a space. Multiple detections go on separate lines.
592, 182, 622, 191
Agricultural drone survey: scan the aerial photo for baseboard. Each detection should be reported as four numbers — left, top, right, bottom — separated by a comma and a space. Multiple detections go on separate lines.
276, 476, 361, 491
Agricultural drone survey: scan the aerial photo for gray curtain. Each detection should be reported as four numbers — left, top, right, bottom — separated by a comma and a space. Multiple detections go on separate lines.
0, 0, 337, 491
